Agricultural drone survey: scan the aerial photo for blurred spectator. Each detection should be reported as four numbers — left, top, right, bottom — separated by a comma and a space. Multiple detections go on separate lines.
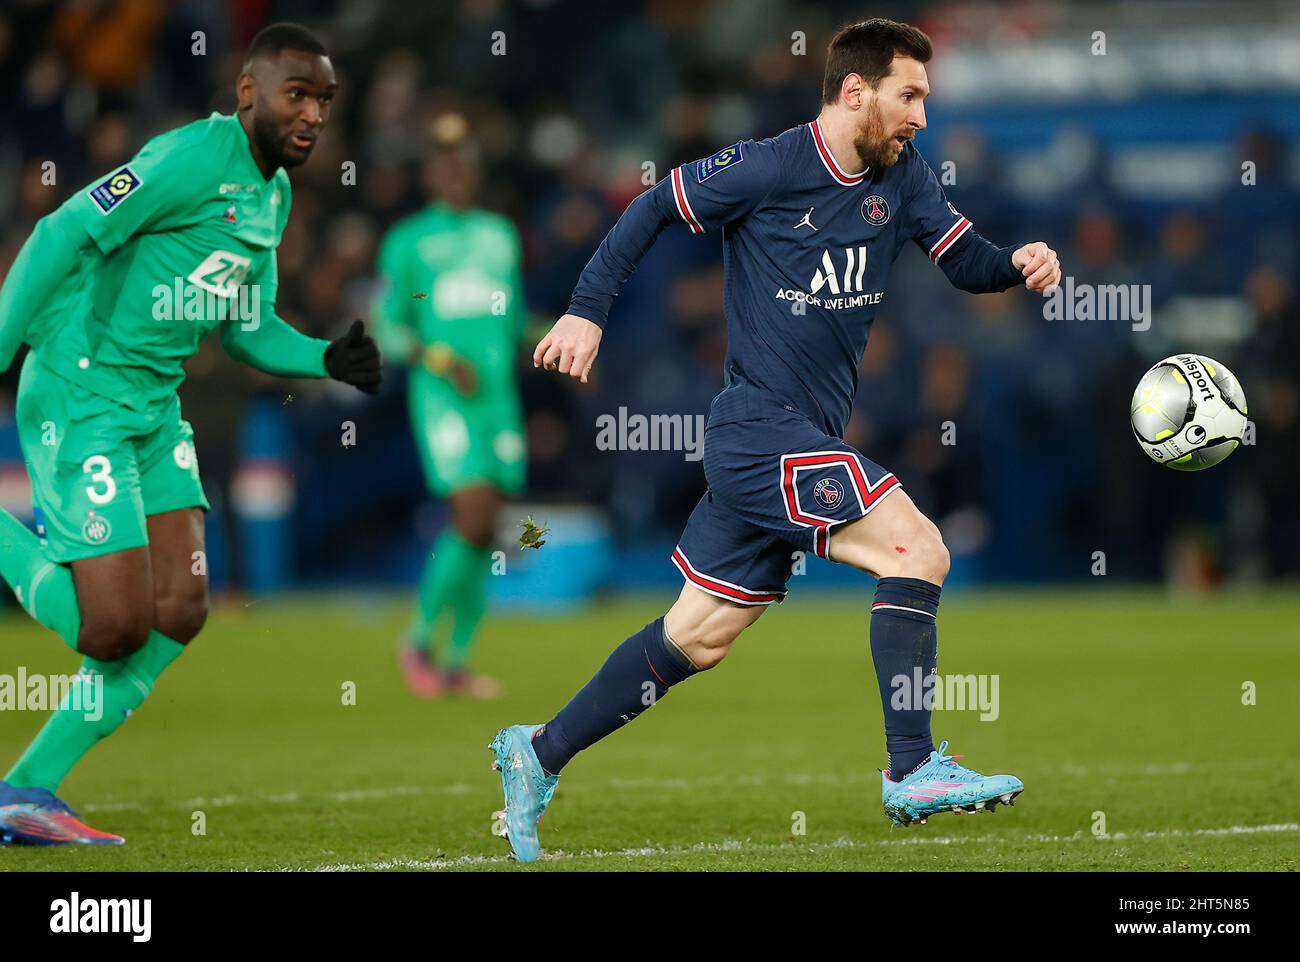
0, 0, 1295, 588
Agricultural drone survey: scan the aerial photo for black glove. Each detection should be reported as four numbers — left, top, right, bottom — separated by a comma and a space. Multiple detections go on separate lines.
325, 319, 383, 394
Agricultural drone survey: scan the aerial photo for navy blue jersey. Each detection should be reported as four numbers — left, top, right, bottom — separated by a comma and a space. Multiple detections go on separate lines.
568, 119, 1024, 437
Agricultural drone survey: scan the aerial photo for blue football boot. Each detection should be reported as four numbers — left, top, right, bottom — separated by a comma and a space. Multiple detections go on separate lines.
489, 724, 560, 863
881, 741, 1023, 826
0, 782, 125, 845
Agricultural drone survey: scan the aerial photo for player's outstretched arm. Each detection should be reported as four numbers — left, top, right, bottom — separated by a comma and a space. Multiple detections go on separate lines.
544, 185, 671, 384
219, 307, 329, 378
934, 232, 1061, 295
533, 313, 603, 384
220, 314, 382, 394
225, 248, 381, 392
546, 141, 775, 384
563, 181, 684, 334
0, 207, 97, 373
908, 151, 1060, 296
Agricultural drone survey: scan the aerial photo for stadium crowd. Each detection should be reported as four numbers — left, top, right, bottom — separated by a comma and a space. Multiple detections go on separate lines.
1, 0, 1296, 589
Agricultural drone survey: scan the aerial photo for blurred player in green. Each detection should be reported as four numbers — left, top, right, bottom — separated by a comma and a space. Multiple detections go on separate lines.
0, 23, 382, 846
373, 115, 528, 700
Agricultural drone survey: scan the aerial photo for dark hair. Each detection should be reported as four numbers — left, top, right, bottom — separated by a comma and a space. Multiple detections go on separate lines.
244, 22, 328, 68
822, 18, 932, 104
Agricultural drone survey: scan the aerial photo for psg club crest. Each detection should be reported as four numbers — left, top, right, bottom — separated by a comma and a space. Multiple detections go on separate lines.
813, 477, 844, 510
861, 195, 890, 226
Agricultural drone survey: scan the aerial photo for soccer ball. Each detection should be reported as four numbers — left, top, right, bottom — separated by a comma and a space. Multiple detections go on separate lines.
1130, 354, 1247, 471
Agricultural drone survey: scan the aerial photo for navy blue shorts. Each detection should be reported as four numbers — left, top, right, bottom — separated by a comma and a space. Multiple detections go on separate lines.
672, 395, 901, 606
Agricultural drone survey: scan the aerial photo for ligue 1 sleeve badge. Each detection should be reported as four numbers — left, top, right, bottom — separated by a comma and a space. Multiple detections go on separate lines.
88, 165, 142, 214
862, 195, 890, 226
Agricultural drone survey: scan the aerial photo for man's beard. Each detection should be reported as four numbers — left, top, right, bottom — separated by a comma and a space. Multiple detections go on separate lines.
853, 101, 907, 171
252, 110, 302, 170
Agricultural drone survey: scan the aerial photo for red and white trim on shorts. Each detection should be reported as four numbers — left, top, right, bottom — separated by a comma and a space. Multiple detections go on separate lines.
870, 602, 937, 620
671, 166, 704, 234
780, 450, 901, 559
929, 216, 973, 264
671, 546, 785, 606
809, 119, 866, 187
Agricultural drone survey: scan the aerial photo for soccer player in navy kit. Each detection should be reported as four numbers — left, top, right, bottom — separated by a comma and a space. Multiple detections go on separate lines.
490, 18, 1062, 861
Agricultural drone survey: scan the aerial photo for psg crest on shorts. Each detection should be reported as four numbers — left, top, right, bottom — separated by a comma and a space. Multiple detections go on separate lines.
861, 195, 890, 226
813, 477, 844, 509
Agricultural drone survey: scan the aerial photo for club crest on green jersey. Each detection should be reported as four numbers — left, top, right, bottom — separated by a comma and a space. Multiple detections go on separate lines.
88, 166, 142, 214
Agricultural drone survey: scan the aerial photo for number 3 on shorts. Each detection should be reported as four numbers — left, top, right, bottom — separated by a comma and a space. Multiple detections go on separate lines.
83, 454, 117, 505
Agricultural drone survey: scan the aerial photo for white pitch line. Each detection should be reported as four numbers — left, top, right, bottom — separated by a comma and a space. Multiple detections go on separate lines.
81, 783, 474, 814
1059, 759, 1276, 777
78, 758, 1286, 815
285, 822, 1298, 872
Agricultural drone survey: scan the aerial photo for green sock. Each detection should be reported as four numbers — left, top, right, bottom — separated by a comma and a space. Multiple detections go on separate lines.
405, 546, 442, 651
446, 541, 492, 671
406, 530, 485, 655
5, 631, 185, 793
0, 508, 80, 650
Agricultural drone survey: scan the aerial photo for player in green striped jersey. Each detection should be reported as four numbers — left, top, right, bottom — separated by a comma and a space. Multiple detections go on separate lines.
373, 117, 527, 699
0, 23, 381, 846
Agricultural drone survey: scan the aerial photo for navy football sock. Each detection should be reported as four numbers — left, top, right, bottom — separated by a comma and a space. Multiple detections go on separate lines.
870, 577, 941, 780
531, 616, 698, 775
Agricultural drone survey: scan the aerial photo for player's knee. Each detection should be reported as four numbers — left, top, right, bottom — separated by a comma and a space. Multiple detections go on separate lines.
77, 607, 152, 661
876, 519, 950, 584
907, 527, 950, 584
154, 588, 209, 644
452, 513, 495, 549
931, 537, 951, 584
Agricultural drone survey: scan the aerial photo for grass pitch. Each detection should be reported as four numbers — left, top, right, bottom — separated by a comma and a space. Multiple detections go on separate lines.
1, 588, 1296, 871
